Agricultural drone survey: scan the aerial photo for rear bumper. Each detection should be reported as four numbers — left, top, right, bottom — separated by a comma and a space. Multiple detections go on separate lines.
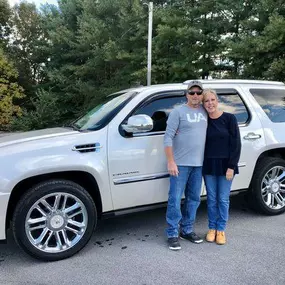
0, 193, 10, 240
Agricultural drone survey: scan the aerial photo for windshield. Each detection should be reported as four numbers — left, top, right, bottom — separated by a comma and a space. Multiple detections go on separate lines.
73, 91, 137, 131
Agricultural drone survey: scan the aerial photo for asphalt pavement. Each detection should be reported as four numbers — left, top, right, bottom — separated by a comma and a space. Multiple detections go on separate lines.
0, 194, 284, 285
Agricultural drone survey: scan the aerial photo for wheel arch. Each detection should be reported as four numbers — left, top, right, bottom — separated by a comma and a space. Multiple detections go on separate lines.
6, 171, 103, 230
250, 147, 285, 186
256, 147, 285, 161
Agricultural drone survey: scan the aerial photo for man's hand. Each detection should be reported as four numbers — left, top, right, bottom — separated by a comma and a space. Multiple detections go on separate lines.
226, 168, 234, 181
168, 161, 179, 176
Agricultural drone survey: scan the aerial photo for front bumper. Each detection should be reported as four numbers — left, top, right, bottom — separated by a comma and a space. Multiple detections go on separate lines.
0, 193, 10, 240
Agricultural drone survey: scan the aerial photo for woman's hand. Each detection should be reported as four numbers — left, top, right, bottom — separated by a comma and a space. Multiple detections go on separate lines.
226, 168, 234, 181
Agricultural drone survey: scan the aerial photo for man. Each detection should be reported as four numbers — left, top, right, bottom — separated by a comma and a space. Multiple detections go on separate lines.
164, 80, 207, 250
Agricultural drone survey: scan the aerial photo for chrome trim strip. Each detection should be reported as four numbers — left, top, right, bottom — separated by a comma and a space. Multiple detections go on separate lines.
114, 163, 246, 185
113, 172, 169, 185
133, 127, 249, 136
133, 131, 165, 137
131, 124, 247, 136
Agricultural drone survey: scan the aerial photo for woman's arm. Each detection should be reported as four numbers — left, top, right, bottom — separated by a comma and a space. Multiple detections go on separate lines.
228, 114, 241, 169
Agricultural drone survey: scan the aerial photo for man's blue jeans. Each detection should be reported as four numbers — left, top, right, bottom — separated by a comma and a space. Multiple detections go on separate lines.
166, 166, 202, 238
204, 175, 233, 231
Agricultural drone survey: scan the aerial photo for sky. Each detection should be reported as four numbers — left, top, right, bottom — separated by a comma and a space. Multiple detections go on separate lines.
8, 0, 58, 8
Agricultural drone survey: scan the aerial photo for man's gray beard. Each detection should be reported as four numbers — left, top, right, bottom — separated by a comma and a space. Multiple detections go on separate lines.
188, 102, 201, 108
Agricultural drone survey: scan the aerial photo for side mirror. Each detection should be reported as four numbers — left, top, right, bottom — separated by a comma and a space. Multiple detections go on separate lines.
122, 114, 153, 133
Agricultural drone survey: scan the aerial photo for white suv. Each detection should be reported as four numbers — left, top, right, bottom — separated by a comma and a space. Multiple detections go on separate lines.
0, 79, 285, 261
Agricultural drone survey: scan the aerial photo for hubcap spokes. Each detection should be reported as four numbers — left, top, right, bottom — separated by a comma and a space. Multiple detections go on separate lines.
25, 193, 88, 253
261, 166, 285, 210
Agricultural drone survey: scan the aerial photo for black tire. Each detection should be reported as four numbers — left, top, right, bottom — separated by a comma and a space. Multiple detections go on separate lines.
12, 179, 97, 261
250, 157, 285, 215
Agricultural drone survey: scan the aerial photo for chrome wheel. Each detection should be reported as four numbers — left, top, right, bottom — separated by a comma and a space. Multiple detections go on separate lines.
261, 166, 285, 210
25, 192, 88, 253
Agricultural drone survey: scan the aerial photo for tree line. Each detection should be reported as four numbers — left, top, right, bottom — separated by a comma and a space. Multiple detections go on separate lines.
0, 0, 284, 131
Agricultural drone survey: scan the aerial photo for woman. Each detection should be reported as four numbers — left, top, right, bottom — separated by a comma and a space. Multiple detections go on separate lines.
202, 89, 241, 245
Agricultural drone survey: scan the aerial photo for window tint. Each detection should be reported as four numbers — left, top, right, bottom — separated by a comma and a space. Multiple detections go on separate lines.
250, 88, 285, 123
133, 95, 186, 132
217, 93, 249, 124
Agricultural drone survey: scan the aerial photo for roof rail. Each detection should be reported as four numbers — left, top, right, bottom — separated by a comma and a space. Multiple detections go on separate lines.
183, 79, 284, 86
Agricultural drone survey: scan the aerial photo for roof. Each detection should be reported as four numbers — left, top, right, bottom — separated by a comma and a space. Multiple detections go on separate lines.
183, 79, 285, 86
110, 79, 285, 96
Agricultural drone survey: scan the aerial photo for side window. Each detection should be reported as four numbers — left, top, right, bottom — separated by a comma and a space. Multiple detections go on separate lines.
133, 95, 186, 132
217, 92, 249, 124
249, 88, 285, 123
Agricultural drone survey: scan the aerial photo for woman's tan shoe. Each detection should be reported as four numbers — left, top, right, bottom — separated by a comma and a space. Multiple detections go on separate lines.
206, 229, 216, 242
216, 231, 226, 245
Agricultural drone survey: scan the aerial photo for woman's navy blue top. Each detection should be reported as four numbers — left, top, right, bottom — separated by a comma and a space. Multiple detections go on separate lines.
203, 112, 241, 176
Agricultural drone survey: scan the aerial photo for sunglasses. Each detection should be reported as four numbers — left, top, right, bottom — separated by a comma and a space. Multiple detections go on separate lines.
188, 90, 203, 96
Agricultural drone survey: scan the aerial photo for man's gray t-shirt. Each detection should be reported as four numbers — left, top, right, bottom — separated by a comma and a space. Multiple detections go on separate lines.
164, 104, 207, 166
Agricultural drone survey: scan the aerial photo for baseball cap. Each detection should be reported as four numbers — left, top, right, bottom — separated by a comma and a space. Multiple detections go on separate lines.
187, 80, 203, 90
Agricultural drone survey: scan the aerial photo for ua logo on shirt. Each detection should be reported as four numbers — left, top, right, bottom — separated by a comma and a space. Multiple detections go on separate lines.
186, 113, 207, 123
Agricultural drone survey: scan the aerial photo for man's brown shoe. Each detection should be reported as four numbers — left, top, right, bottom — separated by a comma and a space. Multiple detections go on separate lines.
206, 229, 216, 243
216, 231, 226, 245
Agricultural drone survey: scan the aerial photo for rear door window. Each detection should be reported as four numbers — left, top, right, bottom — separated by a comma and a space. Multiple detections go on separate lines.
216, 90, 250, 125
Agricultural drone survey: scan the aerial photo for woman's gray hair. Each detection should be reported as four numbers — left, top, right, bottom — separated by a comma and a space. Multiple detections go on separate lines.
202, 89, 218, 101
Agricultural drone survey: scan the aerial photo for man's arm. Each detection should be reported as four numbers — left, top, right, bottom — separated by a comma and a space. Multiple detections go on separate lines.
164, 109, 180, 176
165, 146, 179, 176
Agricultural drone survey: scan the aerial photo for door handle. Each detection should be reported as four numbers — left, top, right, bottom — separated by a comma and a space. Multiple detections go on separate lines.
243, 132, 261, 140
